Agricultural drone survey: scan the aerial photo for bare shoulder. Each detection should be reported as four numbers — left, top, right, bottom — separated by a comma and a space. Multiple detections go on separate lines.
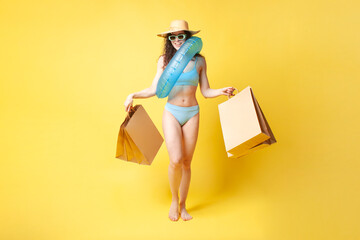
158, 54, 165, 63
157, 55, 165, 69
197, 55, 207, 70
158, 54, 165, 61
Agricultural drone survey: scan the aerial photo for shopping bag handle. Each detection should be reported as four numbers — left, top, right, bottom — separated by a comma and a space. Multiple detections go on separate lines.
127, 106, 135, 118
227, 88, 239, 99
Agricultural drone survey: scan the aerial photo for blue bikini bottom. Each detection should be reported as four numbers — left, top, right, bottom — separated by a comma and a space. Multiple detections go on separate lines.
165, 102, 199, 126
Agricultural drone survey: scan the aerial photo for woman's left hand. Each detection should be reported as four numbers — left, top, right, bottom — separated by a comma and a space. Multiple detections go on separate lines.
219, 87, 235, 97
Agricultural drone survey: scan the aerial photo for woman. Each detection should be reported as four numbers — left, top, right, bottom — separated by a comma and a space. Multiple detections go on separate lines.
124, 20, 234, 221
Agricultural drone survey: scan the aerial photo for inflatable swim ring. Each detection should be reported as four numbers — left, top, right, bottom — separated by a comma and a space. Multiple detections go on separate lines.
156, 36, 203, 98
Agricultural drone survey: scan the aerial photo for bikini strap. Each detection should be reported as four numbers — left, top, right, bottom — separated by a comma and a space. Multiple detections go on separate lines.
195, 56, 198, 67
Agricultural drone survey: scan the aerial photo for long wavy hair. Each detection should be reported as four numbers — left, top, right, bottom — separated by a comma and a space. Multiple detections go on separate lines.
159, 30, 204, 70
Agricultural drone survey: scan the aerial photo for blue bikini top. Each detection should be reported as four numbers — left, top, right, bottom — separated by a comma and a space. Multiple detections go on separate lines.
174, 56, 199, 86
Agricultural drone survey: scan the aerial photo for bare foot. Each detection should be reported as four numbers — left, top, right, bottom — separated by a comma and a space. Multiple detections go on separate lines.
180, 204, 193, 221
169, 201, 179, 221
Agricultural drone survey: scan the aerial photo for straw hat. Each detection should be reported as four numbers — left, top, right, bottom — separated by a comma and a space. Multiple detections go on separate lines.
157, 20, 200, 38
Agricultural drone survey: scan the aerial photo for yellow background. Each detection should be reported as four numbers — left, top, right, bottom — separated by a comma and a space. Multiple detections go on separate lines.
1, 0, 359, 239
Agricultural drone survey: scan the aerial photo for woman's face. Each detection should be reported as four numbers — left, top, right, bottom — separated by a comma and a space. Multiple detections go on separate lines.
169, 31, 186, 50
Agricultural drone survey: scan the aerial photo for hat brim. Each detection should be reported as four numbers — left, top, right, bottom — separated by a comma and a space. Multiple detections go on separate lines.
157, 30, 200, 38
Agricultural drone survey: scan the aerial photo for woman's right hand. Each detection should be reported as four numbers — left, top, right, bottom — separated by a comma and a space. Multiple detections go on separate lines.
124, 94, 134, 112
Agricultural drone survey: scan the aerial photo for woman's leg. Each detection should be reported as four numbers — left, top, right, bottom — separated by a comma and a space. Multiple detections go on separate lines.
162, 109, 183, 221
179, 112, 199, 221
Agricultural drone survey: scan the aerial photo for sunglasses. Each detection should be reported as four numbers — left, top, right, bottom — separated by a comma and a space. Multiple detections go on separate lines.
168, 34, 187, 41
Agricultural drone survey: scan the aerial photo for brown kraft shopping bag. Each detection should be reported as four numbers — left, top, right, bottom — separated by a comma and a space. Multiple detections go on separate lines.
115, 105, 164, 165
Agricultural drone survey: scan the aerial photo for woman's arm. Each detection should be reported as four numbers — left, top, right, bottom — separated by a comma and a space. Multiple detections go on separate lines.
198, 57, 234, 98
124, 56, 165, 112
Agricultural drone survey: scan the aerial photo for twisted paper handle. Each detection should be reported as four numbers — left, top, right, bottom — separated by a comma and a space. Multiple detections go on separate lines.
227, 87, 239, 99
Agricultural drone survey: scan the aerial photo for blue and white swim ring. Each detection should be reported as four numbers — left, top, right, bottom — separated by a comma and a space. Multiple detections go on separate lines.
156, 36, 203, 98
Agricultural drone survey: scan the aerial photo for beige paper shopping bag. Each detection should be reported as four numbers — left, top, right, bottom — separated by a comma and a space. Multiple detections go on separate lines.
218, 86, 276, 158
115, 105, 164, 165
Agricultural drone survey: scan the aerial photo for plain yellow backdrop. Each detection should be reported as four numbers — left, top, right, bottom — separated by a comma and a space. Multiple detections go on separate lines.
1, 0, 359, 239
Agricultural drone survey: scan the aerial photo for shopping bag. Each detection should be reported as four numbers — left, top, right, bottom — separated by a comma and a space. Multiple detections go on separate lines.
116, 110, 134, 161
115, 105, 164, 165
218, 86, 276, 158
